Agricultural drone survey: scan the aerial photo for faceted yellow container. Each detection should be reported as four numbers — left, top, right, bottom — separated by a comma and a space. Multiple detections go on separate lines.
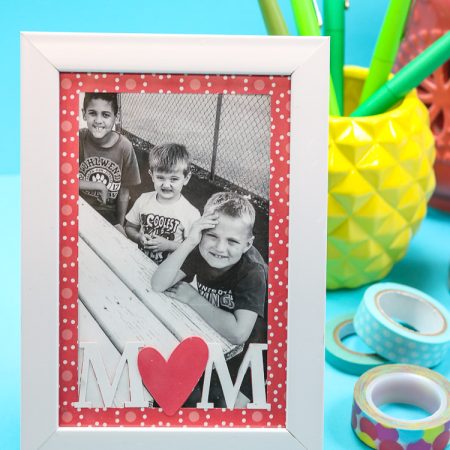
327, 67, 436, 289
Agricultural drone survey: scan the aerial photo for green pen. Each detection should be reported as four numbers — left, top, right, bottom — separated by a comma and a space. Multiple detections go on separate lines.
290, 0, 341, 116
329, 78, 340, 117
351, 32, 450, 117
359, 0, 412, 104
258, 0, 290, 36
291, 0, 320, 36
324, 0, 346, 114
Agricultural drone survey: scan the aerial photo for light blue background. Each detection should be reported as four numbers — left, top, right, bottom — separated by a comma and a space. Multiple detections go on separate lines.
5, 2, 450, 450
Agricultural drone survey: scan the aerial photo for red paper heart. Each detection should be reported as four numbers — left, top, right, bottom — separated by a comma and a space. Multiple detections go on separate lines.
137, 337, 209, 416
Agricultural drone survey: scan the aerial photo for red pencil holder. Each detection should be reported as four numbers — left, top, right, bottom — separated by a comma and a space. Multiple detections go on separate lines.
395, 0, 450, 212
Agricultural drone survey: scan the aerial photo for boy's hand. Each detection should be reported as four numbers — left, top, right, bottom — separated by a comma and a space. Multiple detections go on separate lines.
95, 183, 108, 204
186, 212, 219, 246
145, 235, 174, 252
80, 180, 108, 204
139, 232, 152, 248
165, 281, 198, 305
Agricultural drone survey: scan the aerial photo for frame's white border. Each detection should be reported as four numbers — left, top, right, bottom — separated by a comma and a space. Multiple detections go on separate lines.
21, 33, 329, 450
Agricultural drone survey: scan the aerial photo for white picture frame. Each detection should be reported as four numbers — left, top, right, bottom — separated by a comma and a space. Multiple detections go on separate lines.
21, 32, 329, 450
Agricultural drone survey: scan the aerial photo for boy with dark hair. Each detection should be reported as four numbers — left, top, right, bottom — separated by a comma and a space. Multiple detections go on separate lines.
125, 143, 200, 264
79, 92, 141, 232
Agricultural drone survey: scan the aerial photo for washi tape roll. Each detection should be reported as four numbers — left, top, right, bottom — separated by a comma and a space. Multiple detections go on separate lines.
352, 364, 450, 450
354, 283, 450, 367
325, 314, 387, 375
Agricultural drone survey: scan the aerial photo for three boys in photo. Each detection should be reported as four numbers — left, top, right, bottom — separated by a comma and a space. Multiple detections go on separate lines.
79, 92, 268, 406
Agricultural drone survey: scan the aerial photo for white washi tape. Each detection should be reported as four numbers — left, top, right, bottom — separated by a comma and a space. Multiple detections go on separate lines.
352, 364, 450, 449
354, 283, 450, 367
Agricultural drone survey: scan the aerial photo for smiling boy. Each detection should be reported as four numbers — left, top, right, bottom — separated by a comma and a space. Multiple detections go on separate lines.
151, 192, 267, 405
125, 143, 200, 264
79, 93, 141, 232
151, 192, 267, 346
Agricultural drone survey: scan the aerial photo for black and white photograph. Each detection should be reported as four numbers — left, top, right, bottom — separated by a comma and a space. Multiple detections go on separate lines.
77, 89, 272, 408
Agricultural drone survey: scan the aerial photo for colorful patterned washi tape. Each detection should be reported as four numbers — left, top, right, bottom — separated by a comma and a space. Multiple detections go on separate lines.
352, 364, 450, 449
325, 314, 387, 375
354, 283, 450, 367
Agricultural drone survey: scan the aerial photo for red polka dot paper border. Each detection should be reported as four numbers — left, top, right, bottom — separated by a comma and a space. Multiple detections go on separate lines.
59, 73, 291, 428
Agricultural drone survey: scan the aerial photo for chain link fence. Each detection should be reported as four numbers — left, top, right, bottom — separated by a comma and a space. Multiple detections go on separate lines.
119, 93, 271, 200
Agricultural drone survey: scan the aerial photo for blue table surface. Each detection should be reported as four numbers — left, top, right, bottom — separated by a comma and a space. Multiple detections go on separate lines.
324, 203, 450, 449
2, 175, 449, 449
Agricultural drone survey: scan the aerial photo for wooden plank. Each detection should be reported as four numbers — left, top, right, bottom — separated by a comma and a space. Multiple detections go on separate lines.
78, 301, 154, 407
79, 198, 240, 358
79, 238, 179, 359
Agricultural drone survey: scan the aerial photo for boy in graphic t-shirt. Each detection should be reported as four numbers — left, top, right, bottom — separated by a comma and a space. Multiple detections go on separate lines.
79, 93, 141, 233
125, 143, 200, 264
151, 192, 267, 405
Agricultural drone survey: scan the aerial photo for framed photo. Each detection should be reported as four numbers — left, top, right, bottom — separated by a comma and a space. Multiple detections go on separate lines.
21, 33, 329, 449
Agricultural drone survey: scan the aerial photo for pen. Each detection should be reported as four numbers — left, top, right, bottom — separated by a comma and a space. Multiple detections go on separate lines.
258, 0, 290, 36
359, 0, 412, 104
351, 32, 450, 117
291, 0, 320, 36
291, 0, 341, 116
329, 79, 340, 117
324, 0, 346, 114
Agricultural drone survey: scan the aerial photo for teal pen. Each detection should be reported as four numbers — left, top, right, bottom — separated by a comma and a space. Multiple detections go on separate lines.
351, 32, 450, 117
258, 0, 290, 35
324, 0, 345, 115
359, 0, 412, 104
291, 0, 341, 116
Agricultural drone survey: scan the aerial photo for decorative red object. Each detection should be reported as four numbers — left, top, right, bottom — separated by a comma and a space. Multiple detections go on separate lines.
137, 337, 209, 416
395, 0, 450, 211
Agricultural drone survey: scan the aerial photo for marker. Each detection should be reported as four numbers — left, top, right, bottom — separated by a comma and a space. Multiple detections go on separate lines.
359, 0, 412, 104
351, 32, 450, 117
324, 0, 346, 114
258, 0, 290, 36
291, 0, 341, 116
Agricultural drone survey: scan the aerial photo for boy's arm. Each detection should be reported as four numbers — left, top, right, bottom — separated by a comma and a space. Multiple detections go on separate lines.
165, 282, 257, 345
79, 180, 108, 204
150, 238, 197, 292
116, 186, 130, 228
151, 212, 219, 292
125, 221, 142, 243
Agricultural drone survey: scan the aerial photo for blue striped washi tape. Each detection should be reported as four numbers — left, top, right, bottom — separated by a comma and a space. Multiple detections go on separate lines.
354, 283, 450, 367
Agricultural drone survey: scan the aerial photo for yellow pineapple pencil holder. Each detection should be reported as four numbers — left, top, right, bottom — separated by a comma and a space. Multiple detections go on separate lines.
327, 66, 436, 290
